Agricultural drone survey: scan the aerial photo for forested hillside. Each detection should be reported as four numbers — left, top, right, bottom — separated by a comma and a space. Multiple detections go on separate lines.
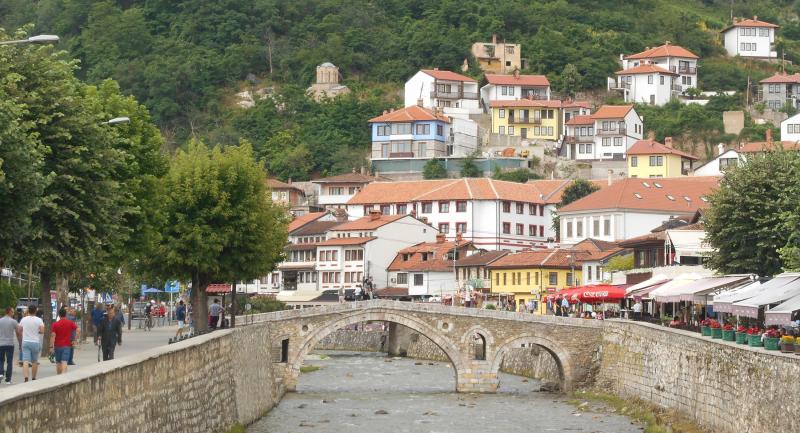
2, 0, 800, 178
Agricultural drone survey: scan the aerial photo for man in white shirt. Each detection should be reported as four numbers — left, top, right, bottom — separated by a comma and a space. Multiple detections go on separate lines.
633, 301, 643, 320
17, 305, 44, 382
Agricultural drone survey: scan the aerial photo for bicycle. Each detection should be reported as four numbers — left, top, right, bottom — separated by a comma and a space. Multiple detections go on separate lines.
144, 314, 153, 331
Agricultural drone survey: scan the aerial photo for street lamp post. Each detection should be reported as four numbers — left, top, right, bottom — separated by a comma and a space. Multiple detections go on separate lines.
0, 35, 60, 46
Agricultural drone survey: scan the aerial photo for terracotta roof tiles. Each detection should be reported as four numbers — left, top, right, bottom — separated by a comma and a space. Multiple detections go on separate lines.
312, 172, 388, 184
566, 115, 594, 125
421, 69, 476, 82
316, 236, 377, 246
330, 214, 407, 231
488, 249, 591, 269
625, 44, 698, 60
615, 64, 677, 76
485, 74, 549, 87
490, 99, 563, 108
369, 105, 450, 123
759, 73, 800, 84
722, 18, 779, 33
454, 250, 509, 267
287, 212, 327, 233
387, 240, 473, 272
591, 105, 634, 119
627, 140, 698, 160
738, 141, 800, 153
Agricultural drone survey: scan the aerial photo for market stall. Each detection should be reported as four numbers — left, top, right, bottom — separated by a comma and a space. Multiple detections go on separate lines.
712, 280, 763, 313
730, 273, 800, 318
764, 291, 800, 326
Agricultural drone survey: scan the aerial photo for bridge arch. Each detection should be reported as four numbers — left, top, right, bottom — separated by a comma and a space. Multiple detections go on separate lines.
488, 334, 573, 391
287, 309, 466, 389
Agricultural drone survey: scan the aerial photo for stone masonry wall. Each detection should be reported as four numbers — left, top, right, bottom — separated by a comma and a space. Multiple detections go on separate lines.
316, 329, 387, 352
0, 325, 283, 433
598, 321, 800, 433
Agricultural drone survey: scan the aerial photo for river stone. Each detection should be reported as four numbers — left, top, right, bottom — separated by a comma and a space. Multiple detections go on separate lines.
374, 410, 389, 415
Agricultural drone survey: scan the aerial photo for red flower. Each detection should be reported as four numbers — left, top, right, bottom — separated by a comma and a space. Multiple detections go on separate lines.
736, 325, 746, 332
723, 324, 733, 331
746, 327, 761, 335
709, 319, 721, 329
765, 329, 781, 338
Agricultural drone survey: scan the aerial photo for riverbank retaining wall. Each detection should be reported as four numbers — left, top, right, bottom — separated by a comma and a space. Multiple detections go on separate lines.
0, 325, 283, 433
598, 320, 800, 433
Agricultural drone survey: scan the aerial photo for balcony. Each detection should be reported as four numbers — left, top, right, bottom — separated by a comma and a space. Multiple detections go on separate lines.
596, 127, 626, 136
564, 135, 594, 144
508, 116, 541, 125
671, 84, 683, 93
616, 81, 631, 90
431, 90, 479, 100
671, 65, 697, 75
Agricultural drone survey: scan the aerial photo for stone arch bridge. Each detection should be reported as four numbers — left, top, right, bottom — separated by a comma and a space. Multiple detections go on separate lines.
250, 300, 603, 393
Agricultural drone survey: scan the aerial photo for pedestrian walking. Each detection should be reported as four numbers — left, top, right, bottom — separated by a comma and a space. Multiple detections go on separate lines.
633, 300, 643, 321
94, 305, 123, 361
175, 301, 187, 339
51, 308, 78, 375
66, 307, 78, 366
91, 303, 105, 336
209, 299, 223, 329
561, 296, 570, 317
355, 285, 363, 301
0, 307, 20, 384
18, 305, 43, 382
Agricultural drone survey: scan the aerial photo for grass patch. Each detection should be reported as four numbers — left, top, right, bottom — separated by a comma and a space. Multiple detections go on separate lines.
318, 354, 329, 360
299, 365, 322, 374
568, 390, 708, 433
224, 423, 245, 433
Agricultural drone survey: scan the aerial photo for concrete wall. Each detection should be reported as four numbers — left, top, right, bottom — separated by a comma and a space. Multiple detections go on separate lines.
598, 320, 800, 433
0, 327, 283, 433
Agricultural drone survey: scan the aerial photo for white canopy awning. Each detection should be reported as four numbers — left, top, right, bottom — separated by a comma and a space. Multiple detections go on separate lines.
649, 273, 705, 302
713, 281, 763, 313
730, 273, 800, 318
666, 229, 713, 260
625, 274, 670, 295
765, 292, 800, 326
677, 275, 753, 304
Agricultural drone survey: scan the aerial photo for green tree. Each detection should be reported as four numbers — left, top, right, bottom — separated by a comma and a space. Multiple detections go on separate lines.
559, 63, 582, 97
492, 168, 539, 183
151, 141, 288, 331
605, 254, 634, 273
552, 179, 601, 240
705, 151, 800, 276
423, 158, 448, 179
460, 153, 481, 178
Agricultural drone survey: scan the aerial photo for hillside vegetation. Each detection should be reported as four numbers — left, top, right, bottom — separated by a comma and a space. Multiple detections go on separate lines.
2, 0, 799, 177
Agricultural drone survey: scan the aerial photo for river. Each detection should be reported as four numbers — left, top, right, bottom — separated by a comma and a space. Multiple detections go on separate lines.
247, 351, 644, 433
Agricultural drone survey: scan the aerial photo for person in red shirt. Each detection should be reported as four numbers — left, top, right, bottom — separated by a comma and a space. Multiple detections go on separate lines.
50, 308, 78, 375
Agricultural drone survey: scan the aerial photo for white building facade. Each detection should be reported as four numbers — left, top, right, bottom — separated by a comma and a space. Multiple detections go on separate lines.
722, 17, 779, 59
590, 105, 644, 160
404, 69, 481, 116
479, 73, 550, 111
782, 112, 800, 142
614, 64, 678, 106
620, 43, 699, 93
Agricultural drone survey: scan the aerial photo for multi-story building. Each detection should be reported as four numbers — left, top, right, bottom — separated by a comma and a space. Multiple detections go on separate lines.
589, 105, 644, 160
404, 69, 480, 115
479, 72, 550, 111
562, 100, 592, 134
693, 135, 800, 176
558, 176, 719, 246
721, 16, 779, 59
490, 99, 562, 142
620, 43, 699, 93
471, 35, 526, 74
487, 249, 585, 313
614, 64, 679, 106
267, 178, 306, 207
758, 73, 800, 111
627, 138, 698, 178
385, 234, 475, 298
311, 170, 386, 210
563, 115, 595, 160
572, 238, 627, 285
346, 178, 574, 250
781, 111, 800, 141
454, 250, 509, 295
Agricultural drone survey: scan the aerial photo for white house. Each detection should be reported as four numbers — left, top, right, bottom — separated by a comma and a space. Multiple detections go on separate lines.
614, 64, 679, 106
563, 115, 595, 160
346, 178, 579, 251
721, 16, 779, 59
479, 72, 550, 111
562, 100, 592, 134
782, 112, 800, 142
558, 176, 720, 246
312, 171, 386, 210
404, 69, 481, 116
759, 73, 800, 111
693, 136, 800, 176
590, 105, 644, 160
571, 238, 628, 285
620, 43, 699, 93
385, 234, 475, 298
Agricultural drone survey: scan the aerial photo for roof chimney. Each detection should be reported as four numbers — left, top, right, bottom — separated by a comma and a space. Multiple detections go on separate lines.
646, 130, 656, 140
513, 69, 520, 79
664, 136, 673, 147
351, 167, 356, 173
436, 233, 446, 243
417, 98, 423, 107
607, 169, 613, 186
360, 166, 366, 175
665, 40, 671, 45
754, 15, 758, 21
369, 210, 381, 220
766, 128, 772, 143
334, 208, 348, 222
492, 34, 497, 44
433, 67, 439, 71
383, 109, 388, 115
717, 143, 725, 156
421, 217, 428, 225
389, 108, 395, 113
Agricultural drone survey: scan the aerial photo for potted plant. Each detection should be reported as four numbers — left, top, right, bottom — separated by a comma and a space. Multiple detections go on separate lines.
722, 324, 736, 341
709, 319, 723, 339
735, 325, 748, 344
747, 327, 763, 347
700, 318, 712, 337
763, 329, 781, 350
780, 335, 795, 353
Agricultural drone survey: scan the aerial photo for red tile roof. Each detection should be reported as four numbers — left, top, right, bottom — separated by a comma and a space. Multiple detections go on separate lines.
759, 73, 800, 84
722, 18, 779, 32
615, 64, 677, 76
421, 69, 476, 82
485, 74, 549, 87
369, 105, 450, 123
558, 177, 719, 213
454, 250, 509, 267
738, 141, 800, 153
291, 220, 342, 236
311, 172, 387, 184
331, 214, 406, 231
571, 238, 626, 262
206, 284, 231, 294
347, 178, 575, 205
625, 44, 698, 60
566, 115, 594, 125
488, 249, 590, 269
591, 105, 634, 119
316, 236, 377, 246
387, 240, 473, 272
490, 99, 563, 108
266, 178, 304, 192
563, 100, 592, 109
287, 212, 327, 233
627, 140, 698, 160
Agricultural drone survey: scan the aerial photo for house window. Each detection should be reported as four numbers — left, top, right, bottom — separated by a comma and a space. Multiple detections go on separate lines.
495, 272, 499, 285
596, 266, 602, 280
566, 273, 573, 286
566, 221, 573, 238
456, 222, 467, 233
456, 201, 467, 212
516, 224, 524, 235
719, 158, 738, 170
614, 137, 622, 146
660, 75, 664, 85
526, 272, 530, 285
576, 221, 583, 237
508, 126, 515, 135
502, 201, 511, 212
649, 155, 664, 166
602, 137, 611, 146
604, 218, 610, 236
498, 126, 505, 135
548, 272, 558, 286
439, 202, 450, 213
535, 272, 539, 285
539, 225, 544, 237
516, 203, 524, 214
439, 223, 450, 234
421, 202, 433, 213
380, 204, 391, 215
397, 204, 407, 214
593, 219, 600, 237
415, 123, 430, 135
503, 273, 507, 285
436, 124, 444, 135
413, 274, 424, 286
391, 123, 412, 134
329, 187, 344, 195
529, 204, 536, 215
397, 273, 408, 285
502, 222, 511, 234
648, 75, 653, 84
631, 156, 638, 167
499, 109, 505, 119
539, 206, 544, 216
529, 225, 536, 236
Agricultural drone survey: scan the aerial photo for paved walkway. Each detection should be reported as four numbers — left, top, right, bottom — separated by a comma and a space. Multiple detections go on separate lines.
2, 322, 183, 385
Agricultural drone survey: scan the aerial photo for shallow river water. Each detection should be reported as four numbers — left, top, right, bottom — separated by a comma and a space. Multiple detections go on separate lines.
247, 351, 644, 433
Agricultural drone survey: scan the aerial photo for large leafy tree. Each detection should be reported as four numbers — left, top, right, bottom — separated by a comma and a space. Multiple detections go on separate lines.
705, 151, 800, 276
152, 141, 287, 331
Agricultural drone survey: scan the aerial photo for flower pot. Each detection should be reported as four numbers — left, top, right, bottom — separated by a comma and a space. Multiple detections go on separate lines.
735, 332, 748, 344
722, 330, 736, 341
780, 343, 795, 353
700, 326, 711, 336
748, 334, 763, 347
764, 337, 780, 350
711, 328, 723, 339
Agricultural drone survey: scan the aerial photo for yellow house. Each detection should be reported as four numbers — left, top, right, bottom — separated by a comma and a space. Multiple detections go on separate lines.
487, 249, 583, 314
490, 100, 562, 142
627, 138, 698, 178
